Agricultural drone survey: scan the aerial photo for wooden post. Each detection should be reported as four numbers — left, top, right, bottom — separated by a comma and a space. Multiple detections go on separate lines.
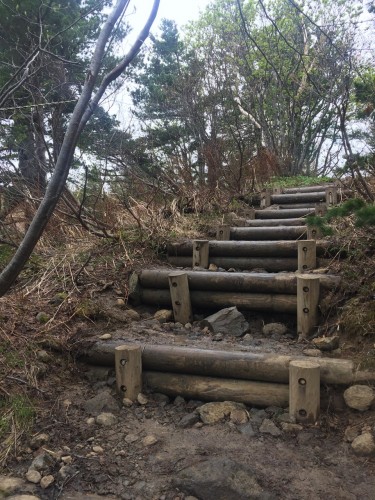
297, 276, 320, 339
115, 345, 142, 401
298, 240, 316, 272
216, 224, 231, 241
272, 186, 282, 194
260, 190, 271, 208
233, 218, 247, 227
168, 272, 193, 324
242, 208, 255, 219
289, 360, 320, 424
307, 225, 322, 240
193, 240, 209, 268
315, 203, 327, 217
325, 187, 338, 206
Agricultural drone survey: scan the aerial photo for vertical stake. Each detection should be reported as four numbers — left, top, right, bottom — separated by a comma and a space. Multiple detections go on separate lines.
242, 208, 255, 219
298, 240, 317, 273
325, 187, 338, 206
115, 345, 142, 401
307, 225, 322, 240
297, 275, 320, 339
260, 190, 271, 209
216, 224, 231, 240
273, 186, 282, 194
314, 203, 328, 218
193, 240, 209, 268
168, 271, 193, 324
289, 360, 320, 424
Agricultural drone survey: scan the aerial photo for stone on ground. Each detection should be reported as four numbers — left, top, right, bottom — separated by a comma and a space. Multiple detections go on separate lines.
0, 476, 26, 495
259, 419, 282, 437
312, 335, 340, 351
82, 389, 119, 415
351, 432, 375, 456
29, 433, 50, 450
173, 457, 274, 500
343, 385, 375, 411
40, 475, 54, 489
154, 309, 173, 323
262, 323, 287, 336
25, 471, 41, 484
29, 453, 55, 472
96, 412, 117, 426
200, 307, 249, 337
197, 401, 247, 425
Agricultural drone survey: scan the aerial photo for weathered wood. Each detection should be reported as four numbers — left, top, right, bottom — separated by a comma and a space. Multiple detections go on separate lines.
289, 360, 320, 423
315, 203, 328, 217
216, 224, 231, 240
325, 186, 338, 206
115, 345, 142, 401
167, 240, 330, 258
230, 226, 307, 240
298, 240, 316, 272
243, 218, 307, 227
277, 203, 317, 209
271, 191, 326, 205
141, 288, 297, 313
254, 208, 315, 219
282, 184, 335, 194
272, 187, 282, 194
260, 190, 272, 208
84, 343, 355, 385
136, 270, 341, 293
143, 371, 289, 407
192, 240, 209, 268
167, 256, 298, 272
168, 272, 193, 324
241, 208, 255, 219
307, 225, 323, 240
297, 276, 320, 339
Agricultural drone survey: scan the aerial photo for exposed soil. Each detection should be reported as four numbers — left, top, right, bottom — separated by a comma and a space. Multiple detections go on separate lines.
2, 286, 375, 500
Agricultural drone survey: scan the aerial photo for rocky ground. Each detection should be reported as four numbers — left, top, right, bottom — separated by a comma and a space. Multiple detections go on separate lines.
1, 287, 375, 500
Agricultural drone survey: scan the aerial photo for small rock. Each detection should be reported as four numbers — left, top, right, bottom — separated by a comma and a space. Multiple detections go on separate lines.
58, 465, 75, 481
137, 393, 148, 405
230, 408, 249, 425
86, 417, 95, 425
154, 309, 173, 323
200, 307, 249, 337
116, 298, 126, 307
208, 263, 218, 271
142, 435, 158, 447
185, 323, 192, 329
36, 350, 50, 363
29, 452, 55, 472
0, 476, 25, 495
312, 335, 340, 352
178, 413, 200, 428
175, 322, 183, 328
83, 389, 119, 415
36, 312, 49, 324
99, 333, 112, 340
61, 455, 72, 464
212, 333, 223, 341
259, 419, 282, 437
152, 393, 170, 405
40, 475, 54, 489
96, 412, 117, 426
197, 401, 246, 425
344, 426, 360, 443
174, 396, 185, 406
7, 496, 40, 500
242, 333, 253, 344
92, 446, 103, 454
125, 434, 139, 444
262, 323, 287, 336
302, 349, 321, 357
277, 413, 295, 424
125, 309, 141, 321
351, 432, 375, 456
344, 385, 375, 412
25, 470, 41, 484
281, 423, 303, 433
123, 398, 133, 407
238, 422, 256, 436
30, 433, 50, 450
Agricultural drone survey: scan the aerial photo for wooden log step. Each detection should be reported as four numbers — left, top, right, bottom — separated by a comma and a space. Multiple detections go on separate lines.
282, 184, 335, 194
230, 226, 307, 240
140, 289, 297, 313
136, 270, 341, 294
271, 192, 326, 204
85, 343, 354, 385
254, 208, 314, 219
167, 256, 298, 271
243, 218, 307, 227
144, 371, 289, 407
167, 240, 330, 258
277, 203, 317, 210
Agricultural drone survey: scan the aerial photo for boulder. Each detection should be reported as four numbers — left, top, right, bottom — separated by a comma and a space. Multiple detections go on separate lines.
200, 307, 249, 337
343, 385, 375, 412
173, 457, 274, 500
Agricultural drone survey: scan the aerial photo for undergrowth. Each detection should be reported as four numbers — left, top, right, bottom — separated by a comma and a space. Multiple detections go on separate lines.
264, 175, 332, 189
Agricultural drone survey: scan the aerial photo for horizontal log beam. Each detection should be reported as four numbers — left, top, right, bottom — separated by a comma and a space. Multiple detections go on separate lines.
137, 269, 341, 293
282, 184, 336, 194
254, 208, 315, 219
167, 256, 299, 271
277, 203, 317, 210
84, 343, 354, 385
140, 288, 297, 313
143, 371, 289, 407
271, 192, 326, 204
230, 226, 307, 240
167, 240, 330, 258
243, 218, 307, 227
